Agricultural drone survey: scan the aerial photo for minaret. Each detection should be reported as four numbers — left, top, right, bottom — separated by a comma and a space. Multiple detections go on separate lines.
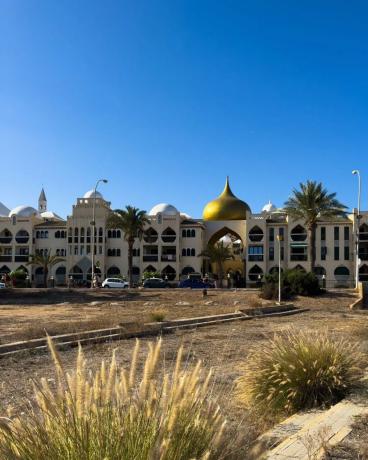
38, 188, 47, 213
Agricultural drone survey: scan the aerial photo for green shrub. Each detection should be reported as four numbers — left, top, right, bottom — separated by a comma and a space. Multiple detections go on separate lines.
260, 269, 321, 300
236, 330, 366, 416
142, 271, 161, 280
9, 269, 27, 288
0, 337, 228, 460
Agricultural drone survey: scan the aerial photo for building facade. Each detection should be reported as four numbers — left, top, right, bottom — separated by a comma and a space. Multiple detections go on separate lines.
0, 179, 366, 287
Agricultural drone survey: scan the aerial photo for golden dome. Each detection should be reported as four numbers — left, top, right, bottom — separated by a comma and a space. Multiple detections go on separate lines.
203, 177, 251, 221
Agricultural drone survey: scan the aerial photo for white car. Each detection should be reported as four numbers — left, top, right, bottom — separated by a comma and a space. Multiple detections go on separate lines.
102, 278, 129, 289
0, 282, 6, 289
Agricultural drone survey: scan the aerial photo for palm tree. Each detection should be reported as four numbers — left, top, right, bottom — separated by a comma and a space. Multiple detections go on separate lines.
27, 252, 65, 287
284, 181, 347, 272
198, 241, 234, 287
107, 206, 149, 287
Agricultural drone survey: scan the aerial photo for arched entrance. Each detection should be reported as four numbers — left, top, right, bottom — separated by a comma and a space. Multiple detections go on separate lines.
161, 265, 176, 281
206, 227, 245, 287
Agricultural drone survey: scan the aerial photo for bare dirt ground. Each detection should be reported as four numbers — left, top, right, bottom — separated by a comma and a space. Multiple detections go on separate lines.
0, 288, 367, 456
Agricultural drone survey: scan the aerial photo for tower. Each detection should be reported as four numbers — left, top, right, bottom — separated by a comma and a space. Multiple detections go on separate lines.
38, 188, 47, 213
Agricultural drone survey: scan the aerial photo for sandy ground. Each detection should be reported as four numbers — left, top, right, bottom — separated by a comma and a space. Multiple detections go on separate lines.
0, 288, 366, 455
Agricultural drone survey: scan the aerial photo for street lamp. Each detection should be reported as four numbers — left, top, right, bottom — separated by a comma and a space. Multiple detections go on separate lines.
276, 234, 283, 305
352, 170, 361, 290
91, 179, 108, 288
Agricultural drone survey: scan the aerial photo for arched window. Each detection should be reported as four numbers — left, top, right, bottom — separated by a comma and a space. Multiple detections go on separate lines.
162, 227, 176, 243
290, 225, 307, 242
191, 229, 195, 238
249, 226, 264, 242
15, 230, 29, 244
0, 229, 12, 244
313, 266, 326, 277
45, 231, 48, 239
107, 230, 112, 238
36, 231, 40, 238
74, 228, 78, 236
112, 230, 117, 238
144, 227, 158, 243
55, 231, 60, 238
182, 248, 186, 256
248, 265, 263, 281
117, 230, 121, 238
294, 264, 306, 272
334, 266, 350, 278
35, 267, 44, 275
191, 248, 195, 257
0, 265, 11, 274
182, 229, 186, 238
182, 266, 195, 276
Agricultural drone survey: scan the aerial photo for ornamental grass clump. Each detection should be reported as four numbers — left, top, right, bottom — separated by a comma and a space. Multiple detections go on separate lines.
0, 337, 226, 460
236, 330, 366, 416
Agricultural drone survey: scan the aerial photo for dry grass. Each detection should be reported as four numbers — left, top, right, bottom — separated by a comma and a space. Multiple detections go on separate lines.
235, 330, 366, 417
0, 337, 235, 459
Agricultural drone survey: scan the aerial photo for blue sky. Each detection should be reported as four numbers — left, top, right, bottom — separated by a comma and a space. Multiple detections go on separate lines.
1, 0, 368, 218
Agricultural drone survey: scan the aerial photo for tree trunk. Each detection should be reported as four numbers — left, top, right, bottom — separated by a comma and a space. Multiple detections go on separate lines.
128, 239, 134, 287
44, 266, 48, 288
308, 224, 317, 273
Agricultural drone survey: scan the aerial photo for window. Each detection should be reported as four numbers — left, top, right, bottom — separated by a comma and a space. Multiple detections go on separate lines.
279, 227, 284, 238
344, 246, 350, 261
321, 246, 327, 261
182, 230, 186, 238
74, 246, 78, 255
334, 247, 340, 260
248, 245, 264, 261
133, 248, 140, 257
182, 248, 186, 256
281, 246, 284, 261
249, 226, 264, 242
269, 228, 274, 242
334, 227, 339, 241
321, 227, 326, 241
191, 248, 195, 257
269, 246, 274, 261
344, 226, 349, 241
191, 229, 195, 238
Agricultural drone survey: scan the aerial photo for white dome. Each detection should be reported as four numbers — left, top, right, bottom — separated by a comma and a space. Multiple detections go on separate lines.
149, 203, 178, 216
219, 235, 232, 245
41, 211, 64, 221
262, 201, 277, 213
180, 212, 192, 219
83, 189, 103, 199
9, 205, 39, 218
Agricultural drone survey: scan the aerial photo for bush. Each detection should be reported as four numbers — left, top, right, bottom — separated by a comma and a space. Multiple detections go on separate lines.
9, 269, 27, 288
236, 330, 366, 416
0, 337, 227, 460
260, 269, 321, 300
150, 309, 167, 322
142, 271, 161, 280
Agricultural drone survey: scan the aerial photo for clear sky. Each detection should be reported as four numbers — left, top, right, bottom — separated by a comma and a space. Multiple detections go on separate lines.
1, 0, 368, 218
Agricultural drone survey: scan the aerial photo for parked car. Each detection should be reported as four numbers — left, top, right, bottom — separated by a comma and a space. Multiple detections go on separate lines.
178, 278, 213, 289
143, 278, 168, 288
102, 278, 129, 289
0, 282, 6, 289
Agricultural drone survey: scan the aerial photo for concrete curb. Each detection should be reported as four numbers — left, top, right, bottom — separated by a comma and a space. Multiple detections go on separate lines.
0, 305, 308, 358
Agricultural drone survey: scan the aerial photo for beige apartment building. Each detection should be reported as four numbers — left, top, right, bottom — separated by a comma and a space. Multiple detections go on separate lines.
0, 178, 367, 287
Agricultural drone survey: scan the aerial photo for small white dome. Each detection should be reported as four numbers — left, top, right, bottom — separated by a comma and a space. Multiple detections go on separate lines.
9, 205, 39, 218
180, 212, 192, 219
41, 211, 64, 221
83, 190, 103, 199
262, 201, 277, 213
149, 203, 178, 216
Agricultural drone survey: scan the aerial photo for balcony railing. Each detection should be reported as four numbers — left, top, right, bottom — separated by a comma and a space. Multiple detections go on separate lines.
15, 255, 29, 262
15, 237, 29, 244
161, 255, 176, 262
0, 237, 12, 244
248, 255, 264, 261
162, 236, 176, 243
290, 255, 308, 261
0, 255, 12, 262
143, 255, 158, 262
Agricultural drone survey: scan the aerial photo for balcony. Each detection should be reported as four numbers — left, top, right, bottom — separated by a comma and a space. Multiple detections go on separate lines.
143, 255, 158, 262
248, 255, 264, 262
0, 255, 12, 262
359, 253, 368, 261
290, 255, 307, 261
0, 237, 12, 244
15, 255, 29, 262
161, 255, 176, 262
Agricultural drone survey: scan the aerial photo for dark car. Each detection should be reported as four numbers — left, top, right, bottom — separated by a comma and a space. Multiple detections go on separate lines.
178, 278, 213, 289
143, 278, 169, 288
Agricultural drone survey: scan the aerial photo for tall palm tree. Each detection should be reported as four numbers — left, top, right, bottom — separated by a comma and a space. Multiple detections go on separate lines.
284, 181, 347, 272
107, 206, 149, 286
27, 252, 65, 287
198, 241, 234, 287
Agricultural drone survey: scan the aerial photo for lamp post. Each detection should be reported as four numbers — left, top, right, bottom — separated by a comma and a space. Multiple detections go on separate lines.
91, 179, 108, 288
277, 234, 283, 304
352, 170, 361, 290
